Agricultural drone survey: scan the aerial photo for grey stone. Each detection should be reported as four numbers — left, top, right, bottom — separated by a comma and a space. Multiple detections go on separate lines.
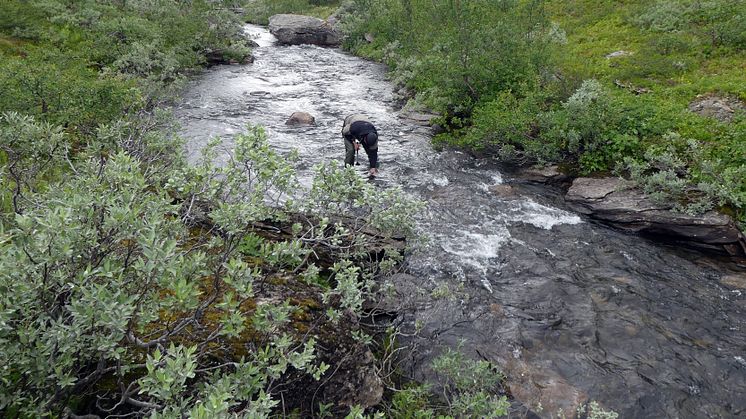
515, 165, 571, 186
285, 111, 316, 126
688, 94, 745, 123
397, 110, 439, 126
268, 14, 342, 46
565, 177, 746, 256
721, 273, 746, 289
606, 50, 632, 59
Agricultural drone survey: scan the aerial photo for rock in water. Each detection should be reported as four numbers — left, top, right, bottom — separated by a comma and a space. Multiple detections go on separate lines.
268, 14, 342, 46
285, 111, 315, 126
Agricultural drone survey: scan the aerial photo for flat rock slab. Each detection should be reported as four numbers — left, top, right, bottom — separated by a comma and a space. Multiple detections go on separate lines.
721, 273, 746, 290
565, 177, 746, 256
268, 14, 342, 46
397, 110, 439, 126
513, 165, 571, 186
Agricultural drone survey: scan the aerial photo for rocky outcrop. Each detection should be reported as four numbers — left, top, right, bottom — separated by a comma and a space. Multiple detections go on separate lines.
285, 111, 315, 126
688, 94, 745, 123
268, 14, 342, 46
514, 165, 572, 187
565, 177, 746, 256
397, 110, 444, 134
397, 110, 439, 126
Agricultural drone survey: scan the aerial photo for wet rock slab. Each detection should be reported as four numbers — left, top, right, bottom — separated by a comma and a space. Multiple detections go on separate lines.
514, 165, 571, 186
721, 272, 746, 289
268, 14, 341, 46
565, 177, 746, 256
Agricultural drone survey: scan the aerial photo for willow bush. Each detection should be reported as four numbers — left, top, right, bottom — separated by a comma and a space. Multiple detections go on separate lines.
0, 115, 420, 416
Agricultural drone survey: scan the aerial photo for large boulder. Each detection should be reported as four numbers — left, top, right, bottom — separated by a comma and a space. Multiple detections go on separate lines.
285, 111, 315, 126
565, 177, 746, 256
268, 14, 342, 46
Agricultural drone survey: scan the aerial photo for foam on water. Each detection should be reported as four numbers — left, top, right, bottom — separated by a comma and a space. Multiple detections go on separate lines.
504, 199, 582, 230
243, 25, 277, 47
431, 175, 449, 187
440, 229, 510, 262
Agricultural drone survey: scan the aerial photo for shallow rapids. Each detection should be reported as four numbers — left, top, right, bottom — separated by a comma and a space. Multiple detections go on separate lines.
174, 25, 746, 418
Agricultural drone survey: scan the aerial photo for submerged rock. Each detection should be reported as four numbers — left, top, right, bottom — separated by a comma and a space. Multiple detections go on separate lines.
565, 177, 746, 256
720, 272, 746, 289
268, 14, 342, 46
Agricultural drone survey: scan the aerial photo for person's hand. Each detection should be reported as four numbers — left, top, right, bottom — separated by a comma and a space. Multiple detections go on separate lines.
368, 167, 378, 177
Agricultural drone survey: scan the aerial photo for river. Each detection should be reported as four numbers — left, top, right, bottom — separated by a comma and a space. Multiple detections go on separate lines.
174, 24, 746, 418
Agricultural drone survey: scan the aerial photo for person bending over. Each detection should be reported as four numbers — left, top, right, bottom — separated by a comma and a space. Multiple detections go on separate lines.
341, 114, 379, 177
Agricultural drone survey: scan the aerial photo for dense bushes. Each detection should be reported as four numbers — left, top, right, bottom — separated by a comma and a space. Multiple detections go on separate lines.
344, 0, 555, 117
632, 0, 746, 50
0, 0, 252, 135
340, 0, 745, 225
0, 1, 424, 416
0, 113, 420, 416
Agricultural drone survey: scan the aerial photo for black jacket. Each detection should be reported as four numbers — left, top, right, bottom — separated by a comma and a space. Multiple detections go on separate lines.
343, 119, 379, 168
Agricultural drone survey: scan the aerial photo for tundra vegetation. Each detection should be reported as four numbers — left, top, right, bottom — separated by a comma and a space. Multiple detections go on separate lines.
336, 0, 745, 225
1, 0, 514, 417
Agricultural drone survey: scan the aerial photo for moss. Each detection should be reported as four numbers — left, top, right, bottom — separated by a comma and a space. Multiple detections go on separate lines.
293, 297, 321, 311
267, 275, 288, 286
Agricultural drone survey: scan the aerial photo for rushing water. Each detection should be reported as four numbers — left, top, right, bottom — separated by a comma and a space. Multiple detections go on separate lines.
175, 25, 746, 418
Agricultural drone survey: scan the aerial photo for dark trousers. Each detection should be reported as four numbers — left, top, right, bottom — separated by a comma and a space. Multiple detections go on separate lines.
344, 138, 378, 168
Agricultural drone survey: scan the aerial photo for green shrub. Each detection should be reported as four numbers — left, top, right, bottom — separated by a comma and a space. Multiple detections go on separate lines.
0, 49, 139, 134
0, 119, 420, 416
0, 0, 252, 135
454, 91, 552, 161
344, 0, 554, 114
624, 132, 746, 216
632, 0, 746, 50
431, 346, 510, 418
